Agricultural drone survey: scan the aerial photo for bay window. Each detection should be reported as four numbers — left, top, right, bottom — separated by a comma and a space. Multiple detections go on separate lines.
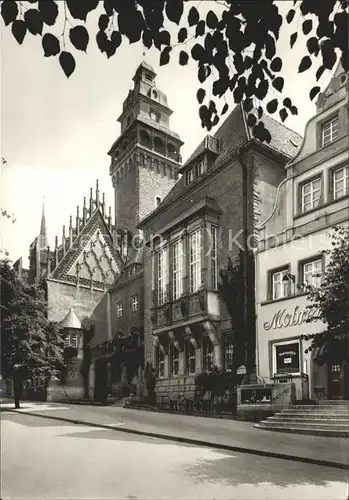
189, 229, 201, 293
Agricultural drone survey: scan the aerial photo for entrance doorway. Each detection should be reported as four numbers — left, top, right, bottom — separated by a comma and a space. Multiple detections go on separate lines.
328, 361, 349, 400
94, 358, 108, 402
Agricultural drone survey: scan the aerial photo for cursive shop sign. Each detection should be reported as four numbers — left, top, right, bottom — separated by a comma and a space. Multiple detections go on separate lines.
263, 305, 321, 331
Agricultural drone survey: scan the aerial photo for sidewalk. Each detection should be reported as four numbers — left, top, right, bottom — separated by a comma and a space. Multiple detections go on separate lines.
2, 401, 348, 470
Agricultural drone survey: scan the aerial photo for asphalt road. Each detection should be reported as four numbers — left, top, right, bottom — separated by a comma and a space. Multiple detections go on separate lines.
2, 412, 348, 500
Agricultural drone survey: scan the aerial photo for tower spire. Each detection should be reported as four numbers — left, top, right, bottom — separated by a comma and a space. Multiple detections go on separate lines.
40, 198, 47, 248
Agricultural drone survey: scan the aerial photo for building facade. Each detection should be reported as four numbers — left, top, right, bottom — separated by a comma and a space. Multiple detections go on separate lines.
255, 64, 349, 401
138, 103, 302, 404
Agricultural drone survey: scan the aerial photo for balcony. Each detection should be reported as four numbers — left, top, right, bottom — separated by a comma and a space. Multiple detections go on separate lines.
151, 288, 220, 334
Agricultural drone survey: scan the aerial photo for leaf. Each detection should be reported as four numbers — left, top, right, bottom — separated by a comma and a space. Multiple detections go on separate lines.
59, 51, 76, 78
243, 98, 253, 113
195, 20, 205, 37
302, 19, 312, 35
321, 39, 337, 70
165, 0, 183, 25
257, 106, 263, 119
272, 76, 284, 92
188, 6, 199, 26
247, 113, 257, 128
24, 9, 43, 36
160, 46, 171, 66
206, 10, 218, 29
270, 57, 282, 72
38, 1, 58, 26
191, 43, 205, 62
96, 30, 108, 53
42, 33, 60, 57
111, 30, 122, 50
316, 65, 325, 81
158, 30, 171, 47
178, 27, 187, 43
279, 108, 288, 123
290, 32, 297, 48
142, 30, 152, 48
66, 0, 99, 22
179, 50, 188, 66
290, 106, 298, 115
266, 99, 278, 114
69, 25, 89, 52
221, 103, 228, 115
306, 37, 319, 55
1, 0, 18, 26
11, 20, 27, 45
298, 55, 312, 73
286, 8, 295, 23
198, 65, 206, 83
197, 88, 206, 104
309, 86, 321, 101
283, 97, 292, 108
98, 14, 109, 31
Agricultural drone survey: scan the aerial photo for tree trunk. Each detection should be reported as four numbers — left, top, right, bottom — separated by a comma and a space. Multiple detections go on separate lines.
13, 376, 21, 409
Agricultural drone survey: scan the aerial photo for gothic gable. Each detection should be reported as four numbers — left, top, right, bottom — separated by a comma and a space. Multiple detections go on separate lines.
50, 209, 123, 290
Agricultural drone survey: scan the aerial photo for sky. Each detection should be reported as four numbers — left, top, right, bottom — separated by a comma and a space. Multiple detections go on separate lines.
1, 1, 336, 266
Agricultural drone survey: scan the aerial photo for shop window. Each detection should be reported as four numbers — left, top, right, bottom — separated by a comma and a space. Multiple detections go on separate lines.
272, 340, 301, 375
203, 336, 214, 372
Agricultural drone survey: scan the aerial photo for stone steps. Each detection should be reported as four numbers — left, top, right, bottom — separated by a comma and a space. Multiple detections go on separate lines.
255, 402, 349, 437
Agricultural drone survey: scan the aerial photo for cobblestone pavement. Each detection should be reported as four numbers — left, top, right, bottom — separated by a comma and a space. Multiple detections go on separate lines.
2, 412, 348, 500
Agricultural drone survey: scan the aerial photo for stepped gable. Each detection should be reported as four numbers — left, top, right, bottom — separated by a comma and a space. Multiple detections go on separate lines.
49, 181, 123, 291
161, 104, 302, 206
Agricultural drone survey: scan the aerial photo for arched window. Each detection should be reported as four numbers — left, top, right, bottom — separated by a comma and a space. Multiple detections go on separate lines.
154, 136, 165, 155
140, 129, 151, 149
121, 139, 128, 151
153, 89, 158, 99
167, 142, 177, 160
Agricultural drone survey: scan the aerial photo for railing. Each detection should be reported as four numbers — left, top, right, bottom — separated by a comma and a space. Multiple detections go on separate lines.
271, 383, 294, 403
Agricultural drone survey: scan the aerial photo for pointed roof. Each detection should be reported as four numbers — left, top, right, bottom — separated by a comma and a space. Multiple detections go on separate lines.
40, 200, 47, 245
133, 60, 156, 80
59, 308, 85, 329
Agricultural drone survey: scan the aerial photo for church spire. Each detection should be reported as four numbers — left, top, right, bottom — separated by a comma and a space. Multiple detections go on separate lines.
39, 199, 47, 248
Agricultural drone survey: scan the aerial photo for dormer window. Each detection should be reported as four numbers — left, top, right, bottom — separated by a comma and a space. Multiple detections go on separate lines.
186, 169, 194, 185
196, 161, 205, 177
322, 114, 339, 147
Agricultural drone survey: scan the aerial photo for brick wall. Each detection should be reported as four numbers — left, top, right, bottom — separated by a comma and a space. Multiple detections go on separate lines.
110, 273, 144, 337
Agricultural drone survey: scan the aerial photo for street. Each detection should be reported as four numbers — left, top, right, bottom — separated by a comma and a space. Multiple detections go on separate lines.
2, 411, 348, 500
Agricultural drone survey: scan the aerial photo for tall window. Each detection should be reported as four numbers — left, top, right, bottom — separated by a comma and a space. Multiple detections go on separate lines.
211, 226, 218, 290
189, 230, 201, 293
302, 259, 323, 288
196, 161, 204, 177
117, 301, 123, 317
185, 339, 196, 375
322, 114, 339, 146
186, 169, 194, 185
271, 268, 290, 300
223, 333, 234, 372
169, 343, 179, 376
156, 347, 165, 378
64, 333, 78, 348
203, 337, 214, 372
131, 295, 139, 311
301, 178, 321, 213
333, 166, 349, 200
157, 250, 165, 306
172, 239, 183, 300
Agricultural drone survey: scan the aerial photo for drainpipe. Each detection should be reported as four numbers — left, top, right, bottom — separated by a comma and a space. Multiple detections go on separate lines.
239, 147, 249, 380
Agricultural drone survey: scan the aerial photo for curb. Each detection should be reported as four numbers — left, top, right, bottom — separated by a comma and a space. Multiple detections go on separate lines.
2, 408, 349, 471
